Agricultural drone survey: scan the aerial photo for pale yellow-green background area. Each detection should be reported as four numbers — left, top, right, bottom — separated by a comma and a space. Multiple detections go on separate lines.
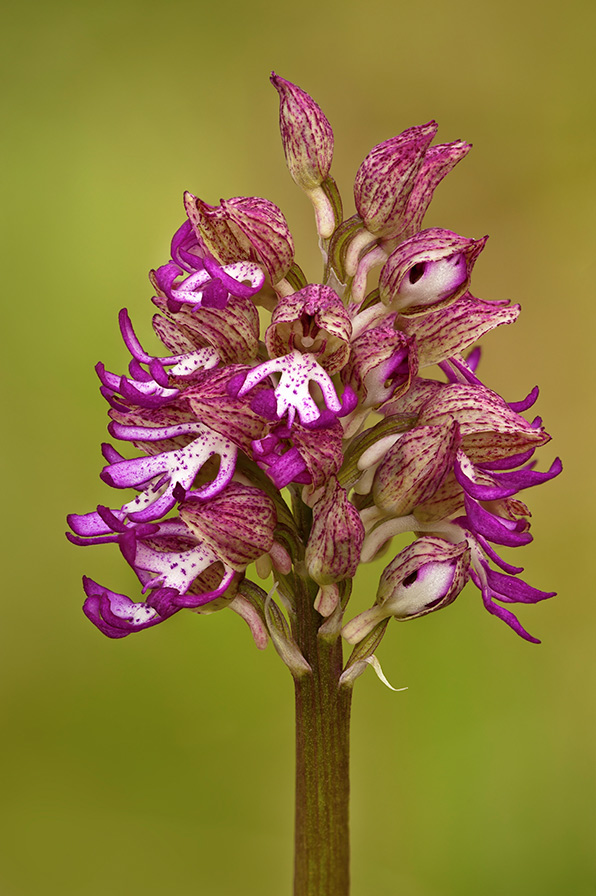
1, 1, 594, 894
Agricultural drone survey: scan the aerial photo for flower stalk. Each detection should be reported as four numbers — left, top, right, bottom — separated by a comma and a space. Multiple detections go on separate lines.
291, 570, 352, 896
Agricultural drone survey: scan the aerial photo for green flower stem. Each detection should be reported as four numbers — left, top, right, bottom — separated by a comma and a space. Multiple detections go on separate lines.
292, 574, 352, 896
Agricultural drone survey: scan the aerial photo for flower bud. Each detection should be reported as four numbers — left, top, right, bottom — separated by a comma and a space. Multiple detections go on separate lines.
184, 192, 294, 284
353, 122, 437, 239
290, 419, 344, 490
399, 140, 472, 240
305, 477, 364, 586
265, 284, 351, 374
180, 483, 276, 571
372, 420, 460, 516
379, 228, 487, 313
270, 72, 334, 192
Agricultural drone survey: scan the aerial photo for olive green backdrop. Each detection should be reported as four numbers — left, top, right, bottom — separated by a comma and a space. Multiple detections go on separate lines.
1, 1, 594, 894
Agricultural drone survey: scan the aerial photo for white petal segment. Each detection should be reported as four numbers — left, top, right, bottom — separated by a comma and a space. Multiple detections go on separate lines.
104, 422, 238, 521
171, 260, 265, 306
135, 539, 227, 594
239, 349, 342, 427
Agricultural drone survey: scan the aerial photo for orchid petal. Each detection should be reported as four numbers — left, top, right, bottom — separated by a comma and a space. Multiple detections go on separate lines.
239, 350, 341, 427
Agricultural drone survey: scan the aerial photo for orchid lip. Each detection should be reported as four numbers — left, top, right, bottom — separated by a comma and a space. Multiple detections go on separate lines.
69, 427, 240, 534
117, 309, 220, 377
168, 258, 265, 308
239, 350, 342, 427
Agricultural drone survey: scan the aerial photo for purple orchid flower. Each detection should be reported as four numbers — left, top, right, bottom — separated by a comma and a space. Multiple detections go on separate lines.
69, 73, 560, 656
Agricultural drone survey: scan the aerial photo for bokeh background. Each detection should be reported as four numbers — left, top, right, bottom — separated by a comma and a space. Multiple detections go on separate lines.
2, 1, 594, 894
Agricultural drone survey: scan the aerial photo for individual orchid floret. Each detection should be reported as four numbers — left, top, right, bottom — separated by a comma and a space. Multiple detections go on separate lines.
265, 284, 352, 374
151, 212, 267, 311
238, 349, 344, 428
342, 537, 470, 643
305, 477, 365, 615
385, 378, 551, 467
353, 122, 437, 240
184, 192, 294, 285
68, 421, 238, 538
376, 536, 470, 620
179, 483, 277, 572
71, 512, 237, 601
270, 72, 337, 239
342, 316, 418, 411
164, 257, 267, 313
376, 378, 557, 532
371, 420, 460, 518
414, 381, 551, 464
270, 72, 333, 192
96, 308, 220, 409
379, 228, 487, 314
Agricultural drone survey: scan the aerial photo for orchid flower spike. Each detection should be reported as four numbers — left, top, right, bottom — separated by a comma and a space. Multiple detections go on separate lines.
68, 73, 560, 656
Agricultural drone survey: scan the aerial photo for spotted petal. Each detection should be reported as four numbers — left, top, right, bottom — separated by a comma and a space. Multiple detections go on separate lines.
239, 350, 342, 427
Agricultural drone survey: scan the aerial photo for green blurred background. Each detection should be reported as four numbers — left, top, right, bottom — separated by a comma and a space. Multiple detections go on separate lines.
1, 0, 594, 893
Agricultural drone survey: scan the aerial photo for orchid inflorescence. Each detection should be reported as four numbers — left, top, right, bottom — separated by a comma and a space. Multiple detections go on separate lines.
67, 73, 560, 670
